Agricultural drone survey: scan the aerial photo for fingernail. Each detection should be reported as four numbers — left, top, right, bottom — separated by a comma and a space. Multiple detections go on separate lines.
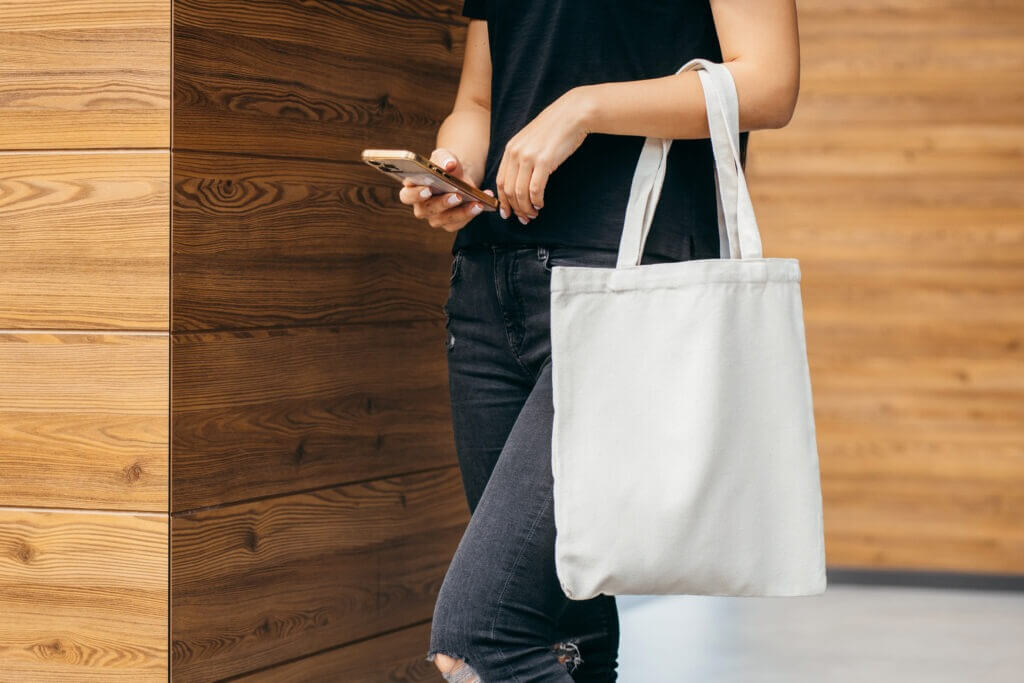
532, 203, 541, 211
518, 215, 528, 225
420, 188, 431, 199
500, 207, 509, 219
470, 204, 482, 215
445, 158, 455, 169
447, 194, 460, 205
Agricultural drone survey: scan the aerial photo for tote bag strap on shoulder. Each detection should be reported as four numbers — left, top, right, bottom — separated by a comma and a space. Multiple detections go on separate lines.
615, 58, 764, 268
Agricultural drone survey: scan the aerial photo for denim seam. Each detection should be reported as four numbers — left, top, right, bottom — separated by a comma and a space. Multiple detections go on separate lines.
507, 254, 533, 377
489, 487, 555, 683
492, 249, 534, 380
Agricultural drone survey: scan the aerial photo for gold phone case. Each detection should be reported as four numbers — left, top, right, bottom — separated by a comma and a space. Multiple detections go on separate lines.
361, 149, 498, 210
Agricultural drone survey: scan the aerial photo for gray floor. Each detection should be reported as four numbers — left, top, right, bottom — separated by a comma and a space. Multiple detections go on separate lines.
616, 584, 1024, 682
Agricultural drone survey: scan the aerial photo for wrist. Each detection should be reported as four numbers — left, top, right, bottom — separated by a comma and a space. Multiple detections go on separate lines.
568, 84, 599, 136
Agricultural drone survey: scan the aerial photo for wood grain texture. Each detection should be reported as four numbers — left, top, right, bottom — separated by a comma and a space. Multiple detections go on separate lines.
172, 152, 451, 332
171, 320, 456, 512
0, 0, 169, 149
171, 468, 467, 681
0, 152, 170, 330
786, 0, 1024, 126
745, 0, 1024, 572
233, 622, 436, 682
0, 332, 168, 511
167, 1, 472, 678
0, 508, 168, 680
173, 0, 466, 162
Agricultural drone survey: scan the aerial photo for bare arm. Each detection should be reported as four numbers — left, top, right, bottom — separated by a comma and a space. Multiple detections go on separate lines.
574, 0, 800, 139
495, 0, 800, 222
436, 18, 492, 186
399, 19, 492, 232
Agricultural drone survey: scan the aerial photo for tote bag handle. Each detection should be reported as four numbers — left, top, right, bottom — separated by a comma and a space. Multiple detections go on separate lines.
615, 58, 764, 268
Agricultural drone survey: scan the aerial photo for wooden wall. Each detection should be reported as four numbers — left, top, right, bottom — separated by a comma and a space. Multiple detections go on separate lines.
3, 0, 1020, 679
169, 1, 468, 680
1, 0, 470, 679
0, 0, 170, 680
747, 0, 1024, 574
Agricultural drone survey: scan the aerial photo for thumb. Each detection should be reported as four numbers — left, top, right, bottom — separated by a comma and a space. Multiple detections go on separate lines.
431, 148, 459, 173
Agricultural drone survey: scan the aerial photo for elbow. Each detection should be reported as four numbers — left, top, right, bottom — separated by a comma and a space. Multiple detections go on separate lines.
734, 62, 799, 130
761, 103, 795, 130
759, 77, 799, 130
744, 100, 794, 132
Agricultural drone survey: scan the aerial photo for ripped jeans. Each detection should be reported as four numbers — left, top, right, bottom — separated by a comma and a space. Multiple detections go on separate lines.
426, 243, 680, 681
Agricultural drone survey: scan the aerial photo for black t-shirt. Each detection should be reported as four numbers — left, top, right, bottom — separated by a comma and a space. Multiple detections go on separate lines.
454, 0, 747, 261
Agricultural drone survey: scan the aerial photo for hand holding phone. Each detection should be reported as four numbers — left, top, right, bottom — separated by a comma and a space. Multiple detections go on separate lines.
363, 148, 496, 233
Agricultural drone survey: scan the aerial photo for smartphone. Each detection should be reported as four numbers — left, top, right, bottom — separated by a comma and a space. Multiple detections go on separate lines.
361, 149, 498, 211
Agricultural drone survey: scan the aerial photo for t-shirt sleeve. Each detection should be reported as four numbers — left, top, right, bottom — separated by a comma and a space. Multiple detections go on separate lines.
462, 0, 486, 19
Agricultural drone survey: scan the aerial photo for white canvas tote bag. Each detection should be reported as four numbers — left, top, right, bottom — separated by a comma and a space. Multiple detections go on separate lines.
549, 58, 827, 599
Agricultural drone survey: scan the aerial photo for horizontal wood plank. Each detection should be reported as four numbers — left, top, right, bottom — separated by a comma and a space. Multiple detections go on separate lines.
171, 468, 467, 681
173, 0, 466, 162
172, 152, 451, 331
0, 153, 169, 330
0, 508, 167, 680
0, 333, 168, 511
171, 320, 456, 512
0, 0, 169, 149
232, 622, 436, 682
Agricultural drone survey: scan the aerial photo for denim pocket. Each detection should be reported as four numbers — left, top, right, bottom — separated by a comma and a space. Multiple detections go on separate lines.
540, 246, 619, 273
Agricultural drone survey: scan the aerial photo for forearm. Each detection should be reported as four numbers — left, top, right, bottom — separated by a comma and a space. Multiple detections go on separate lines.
436, 105, 490, 186
573, 59, 796, 142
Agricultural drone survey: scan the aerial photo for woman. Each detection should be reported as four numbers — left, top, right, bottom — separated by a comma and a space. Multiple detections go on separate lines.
401, 1, 799, 680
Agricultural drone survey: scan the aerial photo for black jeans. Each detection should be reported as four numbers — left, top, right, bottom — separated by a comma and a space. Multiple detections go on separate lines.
426, 243, 676, 682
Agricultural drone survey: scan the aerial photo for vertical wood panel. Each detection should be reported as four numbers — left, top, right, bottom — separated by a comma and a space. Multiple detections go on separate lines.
746, 0, 1024, 573
0, 0, 172, 679
170, 1, 469, 678
0, 509, 168, 680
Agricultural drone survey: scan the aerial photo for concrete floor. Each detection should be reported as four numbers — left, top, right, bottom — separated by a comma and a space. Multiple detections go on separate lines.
616, 583, 1024, 682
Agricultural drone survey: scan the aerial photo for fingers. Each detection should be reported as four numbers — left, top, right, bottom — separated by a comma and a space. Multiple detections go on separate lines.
399, 183, 434, 205
396, 147, 497, 232
509, 160, 536, 224
402, 189, 483, 229
431, 147, 459, 174
494, 154, 512, 220
426, 194, 485, 232
431, 190, 493, 231
437, 199, 485, 231
416, 191, 463, 219
497, 166, 544, 225
529, 166, 546, 213
495, 144, 546, 225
